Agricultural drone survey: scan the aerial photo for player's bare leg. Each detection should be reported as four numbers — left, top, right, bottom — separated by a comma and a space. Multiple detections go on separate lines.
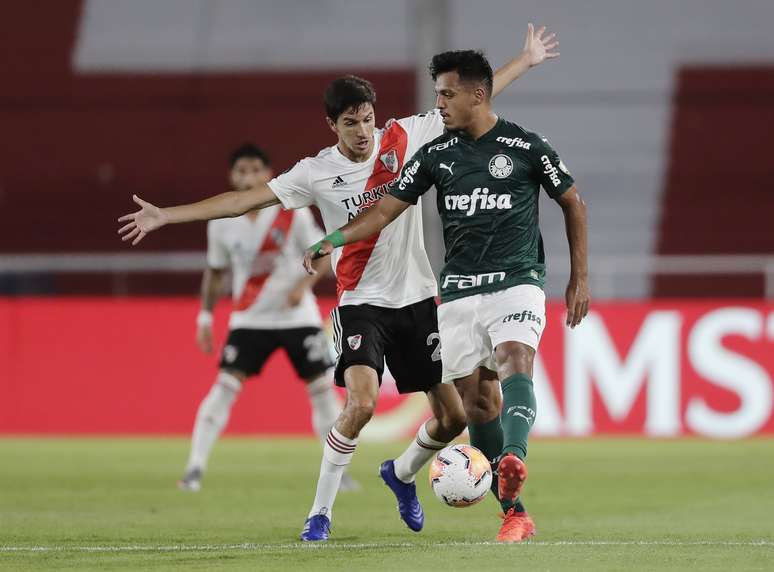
302, 371, 360, 491
493, 341, 537, 543
179, 368, 246, 491
392, 383, 466, 482
301, 365, 378, 541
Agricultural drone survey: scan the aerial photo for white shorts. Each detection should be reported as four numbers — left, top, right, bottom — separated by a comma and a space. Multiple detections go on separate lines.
438, 284, 546, 384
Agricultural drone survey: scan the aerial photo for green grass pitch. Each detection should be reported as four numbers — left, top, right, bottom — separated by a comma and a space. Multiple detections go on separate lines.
1, 437, 773, 570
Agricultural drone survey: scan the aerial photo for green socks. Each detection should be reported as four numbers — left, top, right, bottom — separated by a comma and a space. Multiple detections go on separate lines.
468, 415, 523, 513
500, 373, 536, 461
468, 373, 536, 514
468, 415, 503, 495
499, 373, 536, 514
468, 417, 509, 510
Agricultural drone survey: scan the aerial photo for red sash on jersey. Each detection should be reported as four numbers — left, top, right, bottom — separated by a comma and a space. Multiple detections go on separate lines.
234, 209, 295, 311
336, 122, 409, 300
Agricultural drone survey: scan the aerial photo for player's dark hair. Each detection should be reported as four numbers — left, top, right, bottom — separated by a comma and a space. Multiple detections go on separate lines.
429, 50, 494, 97
324, 75, 377, 121
229, 143, 271, 168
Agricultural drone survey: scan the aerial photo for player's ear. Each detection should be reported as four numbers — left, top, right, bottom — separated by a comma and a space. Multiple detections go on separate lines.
326, 116, 338, 135
473, 86, 487, 106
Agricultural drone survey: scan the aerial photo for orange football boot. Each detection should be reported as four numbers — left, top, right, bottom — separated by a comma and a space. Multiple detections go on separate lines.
497, 453, 528, 502
496, 508, 536, 543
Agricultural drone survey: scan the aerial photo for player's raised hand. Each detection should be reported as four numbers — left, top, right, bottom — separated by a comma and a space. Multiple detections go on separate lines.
302, 240, 334, 275
117, 195, 168, 246
522, 23, 559, 67
565, 276, 590, 329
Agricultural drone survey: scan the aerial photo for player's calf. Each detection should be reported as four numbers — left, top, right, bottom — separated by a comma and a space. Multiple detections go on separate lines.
301, 369, 378, 540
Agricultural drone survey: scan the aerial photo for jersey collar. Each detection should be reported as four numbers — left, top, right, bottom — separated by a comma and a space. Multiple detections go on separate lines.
457, 115, 503, 144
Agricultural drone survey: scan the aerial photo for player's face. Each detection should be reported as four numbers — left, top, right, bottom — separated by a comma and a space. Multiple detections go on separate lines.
229, 157, 272, 191
327, 103, 376, 162
434, 71, 483, 131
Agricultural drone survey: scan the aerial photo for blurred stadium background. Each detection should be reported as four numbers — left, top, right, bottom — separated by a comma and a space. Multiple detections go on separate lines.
1, 0, 772, 438
1, 0, 773, 568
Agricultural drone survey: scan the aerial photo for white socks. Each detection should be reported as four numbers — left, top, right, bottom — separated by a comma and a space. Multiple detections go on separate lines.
186, 372, 241, 471
393, 421, 448, 483
307, 427, 357, 520
305, 374, 341, 442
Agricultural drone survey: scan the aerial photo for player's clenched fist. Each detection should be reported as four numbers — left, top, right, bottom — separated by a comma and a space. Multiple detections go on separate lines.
303, 229, 345, 275
303, 240, 334, 275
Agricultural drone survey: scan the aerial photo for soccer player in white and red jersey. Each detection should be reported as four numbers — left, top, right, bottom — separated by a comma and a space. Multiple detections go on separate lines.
178, 143, 358, 493
118, 24, 559, 542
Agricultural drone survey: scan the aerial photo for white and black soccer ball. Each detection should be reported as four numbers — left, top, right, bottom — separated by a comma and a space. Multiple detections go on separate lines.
428, 444, 492, 508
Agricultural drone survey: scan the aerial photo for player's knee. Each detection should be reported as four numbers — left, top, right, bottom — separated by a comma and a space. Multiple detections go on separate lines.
494, 341, 534, 377
345, 397, 376, 426
462, 392, 499, 424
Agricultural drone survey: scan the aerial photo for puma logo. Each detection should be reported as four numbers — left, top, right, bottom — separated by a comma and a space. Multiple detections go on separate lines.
506, 405, 535, 425
439, 162, 455, 176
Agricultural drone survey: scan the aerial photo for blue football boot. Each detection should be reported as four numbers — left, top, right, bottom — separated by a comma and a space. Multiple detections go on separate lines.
300, 514, 331, 542
379, 460, 424, 532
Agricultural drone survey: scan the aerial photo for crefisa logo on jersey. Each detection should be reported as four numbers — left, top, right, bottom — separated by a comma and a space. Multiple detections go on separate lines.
444, 187, 512, 216
495, 136, 531, 150
380, 149, 399, 173
541, 155, 562, 187
397, 160, 421, 191
347, 334, 363, 350
488, 154, 513, 179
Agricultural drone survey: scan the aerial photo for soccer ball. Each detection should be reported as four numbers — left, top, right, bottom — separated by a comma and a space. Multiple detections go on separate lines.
428, 444, 492, 507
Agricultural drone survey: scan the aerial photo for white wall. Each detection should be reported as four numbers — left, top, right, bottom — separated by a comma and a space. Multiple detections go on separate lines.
73, 0, 414, 71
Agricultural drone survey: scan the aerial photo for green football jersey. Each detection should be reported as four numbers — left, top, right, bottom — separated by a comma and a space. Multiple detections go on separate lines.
390, 117, 574, 303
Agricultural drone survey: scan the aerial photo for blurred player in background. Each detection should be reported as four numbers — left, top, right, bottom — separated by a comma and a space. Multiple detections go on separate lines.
118, 24, 559, 542
178, 143, 359, 493
304, 49, 588, 543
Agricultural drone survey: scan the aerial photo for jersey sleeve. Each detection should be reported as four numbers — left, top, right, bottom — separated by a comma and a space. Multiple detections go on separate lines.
389, 148, 435, 205
532, 136, 575, 199
293, 207, 325, 251
266, 158, 314, 209
395, 109, 445, 146
206, 221, 229, 269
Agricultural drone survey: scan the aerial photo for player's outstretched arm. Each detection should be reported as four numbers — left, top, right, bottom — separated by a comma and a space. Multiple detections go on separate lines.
556, 186, 589, 328
492, 23, 560, 98
302, 195, 411, 274
117, 184, 281, 246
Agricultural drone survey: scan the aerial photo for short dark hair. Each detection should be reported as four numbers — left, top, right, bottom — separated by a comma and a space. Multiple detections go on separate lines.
229, 143, 270, 168
429, 50, 494, 96
324, 75, 377, 121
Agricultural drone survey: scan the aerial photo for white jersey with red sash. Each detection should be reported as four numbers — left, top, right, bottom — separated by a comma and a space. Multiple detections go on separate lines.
267, 110, 444, 308
206, 206, 324, 330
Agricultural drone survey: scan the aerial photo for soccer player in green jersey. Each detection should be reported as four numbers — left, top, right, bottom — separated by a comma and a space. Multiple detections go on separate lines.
304, 49, 589, 543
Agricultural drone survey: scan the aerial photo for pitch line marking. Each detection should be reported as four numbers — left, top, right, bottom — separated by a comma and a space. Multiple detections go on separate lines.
2, 540, 773, 553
